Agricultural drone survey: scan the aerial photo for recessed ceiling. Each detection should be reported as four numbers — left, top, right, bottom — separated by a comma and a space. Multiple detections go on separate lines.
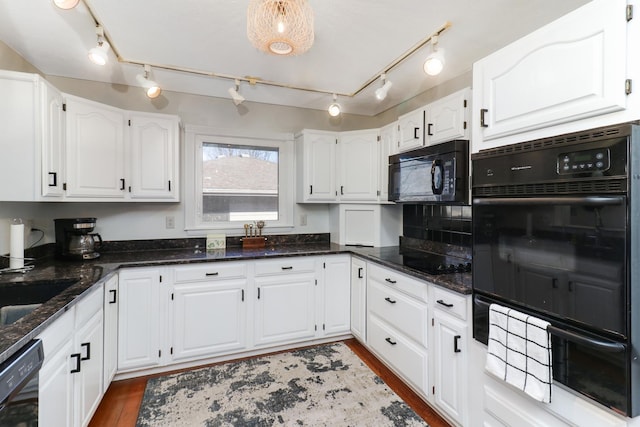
0, 0, 590, 116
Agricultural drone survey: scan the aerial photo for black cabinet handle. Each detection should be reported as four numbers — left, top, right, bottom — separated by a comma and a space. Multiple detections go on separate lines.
70, 353, 81, 373
385, 337, 397, 346
385, 278, 397, 284
81, 342, 91, 361
480, 109, 489, 128
357, 267, 363, 279
120, 178, 126, 190
206, 272, 219, 276
257, 288, 261, 299
281, 266, 293, 270
241, 289, 245, 301
109, 289, 117, 304
427, 123, 433, 136
48, 172, 57, 187
309, 185, 313, 195
168, 180, 171, 191
436, 299, 454, 308
340, 186, 344, 195
384, 297, 397, 304
413, 127, 420, 139
454, 335, 462, 353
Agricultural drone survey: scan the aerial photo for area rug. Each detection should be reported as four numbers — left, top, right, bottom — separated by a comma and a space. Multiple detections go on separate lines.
136, 342, 429, 426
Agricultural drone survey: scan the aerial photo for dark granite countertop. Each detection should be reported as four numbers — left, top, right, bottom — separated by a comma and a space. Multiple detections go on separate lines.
0, 241, 471, 365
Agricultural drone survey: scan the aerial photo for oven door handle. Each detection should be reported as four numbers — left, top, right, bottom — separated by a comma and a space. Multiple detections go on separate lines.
547, 325, 626, 353
473, 196, 624, 206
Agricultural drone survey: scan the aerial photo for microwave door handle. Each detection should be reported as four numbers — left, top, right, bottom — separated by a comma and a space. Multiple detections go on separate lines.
547, 325, 626, 353
473, 196, 625, 206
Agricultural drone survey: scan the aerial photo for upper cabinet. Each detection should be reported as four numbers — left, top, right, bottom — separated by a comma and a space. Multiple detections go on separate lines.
398, 107, 425, 152
295, 130, 338, 202
40, 78, 65, 198
337, 129, 380, 202
378, 122, 398, 202
472, 0, 628, 151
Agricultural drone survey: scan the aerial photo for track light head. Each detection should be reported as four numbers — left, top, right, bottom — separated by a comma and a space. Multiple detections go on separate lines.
423, 35, 445, 76
228, 79, 245, 105
88, 26, 109, 65
53, 0, 80, 10
374, 74, 393, 101
327, 94, 341, 117
136, 65, 162, 99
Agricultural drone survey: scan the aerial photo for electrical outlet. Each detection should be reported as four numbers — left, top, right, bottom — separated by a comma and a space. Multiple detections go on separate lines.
165, 216, 175, 229
300, 214, 307, 226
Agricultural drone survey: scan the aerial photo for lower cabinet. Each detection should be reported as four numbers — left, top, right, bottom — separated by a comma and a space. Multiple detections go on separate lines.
102, 275, 118, 391
39, 283, 104, 427
350, 257, 367, 342
319, 254, 351, 336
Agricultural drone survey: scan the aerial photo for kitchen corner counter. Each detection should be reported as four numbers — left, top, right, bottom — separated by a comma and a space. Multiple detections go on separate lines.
0, 241, 471, 364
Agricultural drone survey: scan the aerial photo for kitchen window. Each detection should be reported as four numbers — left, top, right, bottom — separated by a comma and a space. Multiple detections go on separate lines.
185, 126, 294, 232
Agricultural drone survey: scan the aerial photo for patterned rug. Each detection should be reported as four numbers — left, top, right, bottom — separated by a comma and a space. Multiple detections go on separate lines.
136, 342, 429, 427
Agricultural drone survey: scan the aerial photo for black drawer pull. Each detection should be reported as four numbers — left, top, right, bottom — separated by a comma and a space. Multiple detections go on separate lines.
120, 178, 126, 190
281, 266, 293, 270
480, 108, 489, 128
109, 289, 117, 304
385, 337, 397, 346
81, 342, 91, 361
413, 127, 420, 139
384, 297, 397, 304
48, 172, 57, 187
427, 123, 433, 136
70, 353, 81, 373
358, 267, 363, 279
205, 272, 219, 276
437, 299, 454, 308
385, 278, 397, 284
454, 335, 461, 353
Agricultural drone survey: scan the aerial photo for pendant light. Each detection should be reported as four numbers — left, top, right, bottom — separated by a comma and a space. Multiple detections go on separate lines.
247, 0, 314, 56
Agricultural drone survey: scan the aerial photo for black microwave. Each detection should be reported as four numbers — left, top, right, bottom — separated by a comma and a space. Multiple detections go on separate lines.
388, 140, 469, 204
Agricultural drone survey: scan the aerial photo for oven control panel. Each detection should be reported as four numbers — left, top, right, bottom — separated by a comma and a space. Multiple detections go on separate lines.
557, 148, 610, 174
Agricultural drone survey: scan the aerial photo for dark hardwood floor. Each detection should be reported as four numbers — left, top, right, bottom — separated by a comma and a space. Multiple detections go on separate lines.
89, 339, 451, 427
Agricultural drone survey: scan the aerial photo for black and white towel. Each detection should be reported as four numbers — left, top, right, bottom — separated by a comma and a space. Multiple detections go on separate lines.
485, 303, 552, 403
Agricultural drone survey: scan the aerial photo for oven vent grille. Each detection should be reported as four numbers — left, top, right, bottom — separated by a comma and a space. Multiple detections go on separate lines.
472, 124, 633, 159
473, 178, 627, 196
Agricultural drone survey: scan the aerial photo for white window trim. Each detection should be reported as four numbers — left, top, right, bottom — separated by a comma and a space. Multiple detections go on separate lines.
184, 125, 295, 235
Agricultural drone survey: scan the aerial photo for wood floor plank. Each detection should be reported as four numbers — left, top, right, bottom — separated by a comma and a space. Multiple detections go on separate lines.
89, 339, 451, 427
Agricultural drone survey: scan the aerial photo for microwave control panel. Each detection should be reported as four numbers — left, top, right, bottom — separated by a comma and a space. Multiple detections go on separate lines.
557, 148, 610, 175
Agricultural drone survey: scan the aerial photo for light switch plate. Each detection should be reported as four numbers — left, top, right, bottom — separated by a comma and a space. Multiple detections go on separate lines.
206, 234, 226, 250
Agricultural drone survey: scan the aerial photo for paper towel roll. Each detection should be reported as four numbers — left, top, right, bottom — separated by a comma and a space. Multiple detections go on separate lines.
10, 223, 24, 269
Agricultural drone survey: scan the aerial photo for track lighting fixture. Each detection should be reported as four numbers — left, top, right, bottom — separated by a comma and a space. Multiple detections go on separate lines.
327, 94, 341, 117
88, 26, 109, 66
374, 73, 393, 101
135, 65, 162, 99
228, 79, 245, 105
423, 35, 445, 76
53, 0, 80, 10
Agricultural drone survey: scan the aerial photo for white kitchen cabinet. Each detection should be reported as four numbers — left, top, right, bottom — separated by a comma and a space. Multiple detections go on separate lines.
366, 262, 429, 397
432, 287, 469, 427
102, 275, 118, 392
117, 267, 165, 372
170, 262, 248, 362
378, 122, 397, 202
128, 112, 180, 201
64, 94, 126, 198
295, 130, 338, 202
350, 257, 367, 343
38, 284, 104, 427
472, 0, 627, 151
426, 88, 470, 146
337, 129, 380, 202
398, 107, 425, 152
329, 203, 401, 247
318, 254, 351, 336
0, 70, 65, 201
254, 258, 317, 346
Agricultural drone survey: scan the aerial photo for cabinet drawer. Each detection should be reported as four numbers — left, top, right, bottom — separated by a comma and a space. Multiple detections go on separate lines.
368, 280, 428, 346
433, 286, 468, 321
254, 258, 316, 276
174, 262, 247, 282
37, 307, 75, 359
367, 262, 428, 302
75, 284, 103, 326
368, 315, 428, 396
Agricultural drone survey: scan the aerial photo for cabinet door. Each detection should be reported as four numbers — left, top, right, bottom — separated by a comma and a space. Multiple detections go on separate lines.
254, 273, 316, 346
103, 275, 118, 392
74, 309, 104, 427
39, 339, 74, 427
338, 130, 379, 201
398, 108, 425, 152
433, 311, 467, 426
378, 122, 397, 202
40, 78, 65, 198
64, 95, 126, 198
297, 131, 337, 202
118, 268, 163, 371
473, 0, 627, 148
426, 88, 469, 145
350, 257, 367, 342
128, 113, 179, 200
171, 279, 247, 362
321, 255, 351, 336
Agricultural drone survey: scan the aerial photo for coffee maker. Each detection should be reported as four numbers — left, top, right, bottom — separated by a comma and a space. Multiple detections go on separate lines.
54, 218, 102, 260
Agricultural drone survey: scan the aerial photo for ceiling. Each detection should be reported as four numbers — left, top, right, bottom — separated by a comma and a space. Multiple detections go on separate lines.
0, 0, 590, 116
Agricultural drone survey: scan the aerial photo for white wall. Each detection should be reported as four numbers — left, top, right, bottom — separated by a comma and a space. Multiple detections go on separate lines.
0, 40, 472, 254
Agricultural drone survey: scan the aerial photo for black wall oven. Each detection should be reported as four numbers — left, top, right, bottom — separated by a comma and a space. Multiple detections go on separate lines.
471, 123, 640, 417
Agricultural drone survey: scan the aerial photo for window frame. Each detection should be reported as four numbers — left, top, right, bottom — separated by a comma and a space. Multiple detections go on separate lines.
184, 125, 294, 233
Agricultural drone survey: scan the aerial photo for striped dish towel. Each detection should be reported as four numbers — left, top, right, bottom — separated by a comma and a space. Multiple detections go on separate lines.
485, 303, 552, 403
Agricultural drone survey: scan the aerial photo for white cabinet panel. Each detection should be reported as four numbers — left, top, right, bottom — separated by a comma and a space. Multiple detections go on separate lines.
102, 275, 118, 392
74, 308, 104, 427
398, 107, 425, 152
320, 254, 351, 336
40, 78, 65, 198
379, 122, 397, 202
426, 88, 469, 145
295, 130, 337, 202
338, 129, 379, 201
350, 257, 367, 342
